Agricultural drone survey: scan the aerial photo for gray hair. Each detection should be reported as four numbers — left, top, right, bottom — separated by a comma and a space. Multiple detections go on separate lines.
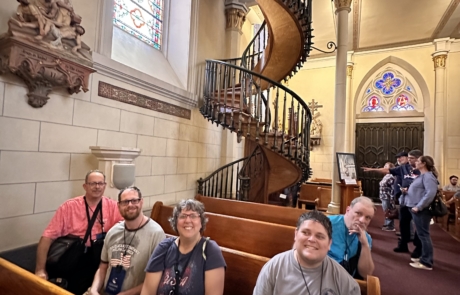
408, 149, 423, 159
350, 196, 376, 211
168, 199, 209, 234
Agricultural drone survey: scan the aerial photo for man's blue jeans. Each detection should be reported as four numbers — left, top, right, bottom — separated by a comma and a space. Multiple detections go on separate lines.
410, 207, 433, 267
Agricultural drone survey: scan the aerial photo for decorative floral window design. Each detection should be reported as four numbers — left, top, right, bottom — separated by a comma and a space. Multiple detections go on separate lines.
360, 68, 418, 114
113, 0, 164, 50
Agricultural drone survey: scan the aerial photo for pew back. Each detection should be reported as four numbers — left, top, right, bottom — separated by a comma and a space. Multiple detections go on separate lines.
0, 258, 73, 295
151, 202, 295, 258
195, 195, 306, 227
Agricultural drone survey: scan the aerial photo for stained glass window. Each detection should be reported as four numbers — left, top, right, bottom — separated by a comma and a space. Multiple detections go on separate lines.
113, 0, 164, 50
362, 96, 384, 112
375, 72, 402, 95
359, 68, 419, 114
391, 94, 415, 111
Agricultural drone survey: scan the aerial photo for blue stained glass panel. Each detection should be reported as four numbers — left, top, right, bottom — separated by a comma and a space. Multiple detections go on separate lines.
113, 0, 163, 49
375, 71, 402, 95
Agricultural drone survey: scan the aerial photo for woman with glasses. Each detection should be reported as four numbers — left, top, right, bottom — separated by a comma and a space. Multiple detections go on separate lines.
141, 199, 226, 295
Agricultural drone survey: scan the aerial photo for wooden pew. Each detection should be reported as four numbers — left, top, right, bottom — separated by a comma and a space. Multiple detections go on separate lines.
151, 201, 295, 258
0, 258, 72, 295
195, 194, 310, 227
358, 276, 381, 295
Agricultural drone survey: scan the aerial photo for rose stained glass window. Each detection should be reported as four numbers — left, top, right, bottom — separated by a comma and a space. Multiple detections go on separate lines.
113, 0, 164, 50
362, 96, 384, 112
375, 72, 402, 95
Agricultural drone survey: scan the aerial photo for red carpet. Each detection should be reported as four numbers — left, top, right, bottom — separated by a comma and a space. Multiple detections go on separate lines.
369, 207, 460, 295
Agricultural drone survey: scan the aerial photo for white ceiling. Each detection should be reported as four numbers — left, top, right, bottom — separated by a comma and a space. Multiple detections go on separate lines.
245, 0, 460, 56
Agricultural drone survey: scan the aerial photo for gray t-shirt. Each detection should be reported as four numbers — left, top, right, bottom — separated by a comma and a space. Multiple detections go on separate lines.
101, 218, 166, 293
253, 250, 360, 295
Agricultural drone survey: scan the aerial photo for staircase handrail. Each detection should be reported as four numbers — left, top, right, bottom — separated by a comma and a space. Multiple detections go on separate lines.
241, 20, 268, 71
205, 59, 312, 118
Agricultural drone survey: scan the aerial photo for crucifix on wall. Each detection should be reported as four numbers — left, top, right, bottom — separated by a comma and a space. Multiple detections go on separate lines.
307, 99, 323, 147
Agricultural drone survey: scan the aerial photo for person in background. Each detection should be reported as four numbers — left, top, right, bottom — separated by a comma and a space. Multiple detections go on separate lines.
380, 162, 396, 231
141, 199, 226, 295
253, 211, 360, 295
87, 186, 165, 295
443, 175, 460, 192
405, 156, 438, 270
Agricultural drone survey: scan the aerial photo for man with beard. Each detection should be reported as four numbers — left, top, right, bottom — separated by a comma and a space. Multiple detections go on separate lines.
35, 170, 123, 294
87, 186, 165, 295
327, 197, 375, 279
253, 211, 360, 295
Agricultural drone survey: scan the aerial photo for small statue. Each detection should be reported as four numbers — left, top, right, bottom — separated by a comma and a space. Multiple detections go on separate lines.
310, 112, 322, 138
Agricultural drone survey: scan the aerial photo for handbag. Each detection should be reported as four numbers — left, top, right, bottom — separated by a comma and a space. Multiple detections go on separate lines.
46, 199, 102, 274
429, 189, 448, 217
385, 207, 399, 220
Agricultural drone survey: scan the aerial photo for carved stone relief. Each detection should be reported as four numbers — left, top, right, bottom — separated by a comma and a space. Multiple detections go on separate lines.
0, 0, 95, 107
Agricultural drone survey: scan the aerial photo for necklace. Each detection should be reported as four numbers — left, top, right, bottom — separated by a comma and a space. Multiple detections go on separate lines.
122, 216, 145, 256
296, 251, 324, 295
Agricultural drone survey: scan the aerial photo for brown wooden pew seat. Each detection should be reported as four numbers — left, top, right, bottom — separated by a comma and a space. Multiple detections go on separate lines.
151, 201, 295, 258
195, 194, 313, 227
0, 257, 73, 295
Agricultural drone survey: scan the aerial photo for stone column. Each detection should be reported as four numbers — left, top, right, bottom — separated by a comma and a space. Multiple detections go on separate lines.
328, 0, 352, 214
344, 53, 354, 152
221, 1, 248, 177
224, 0, 249, 59
90, 146, 141, 200
432, 38, 452, 183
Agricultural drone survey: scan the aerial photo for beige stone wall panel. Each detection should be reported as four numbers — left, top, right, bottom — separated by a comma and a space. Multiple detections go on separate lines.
3, 84, 74, 125
120, 110, 155, 136
154, 119, 180, 139
40, 123, 97, 153
0, 117, 39, 151
97, 130, 137, 148
0, 152, 70, 184
151, 157, 178, 175
69, 154, 99, 180
135, 175, 165, 196
137, 136, 167, 156
177, 158, 198, 174
166, 139, 189, 157
73, 100, 121, 131
165, 175, 187, 194
0, 183, 35, 219
35, 181, 84, 213
134, 156, 153, 176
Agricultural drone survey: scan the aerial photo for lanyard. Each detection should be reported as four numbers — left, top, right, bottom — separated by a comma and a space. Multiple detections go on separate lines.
84, 197, 104, 241
122, 217, 145, 256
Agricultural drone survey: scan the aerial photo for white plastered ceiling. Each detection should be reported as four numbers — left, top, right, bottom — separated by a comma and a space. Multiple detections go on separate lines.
245, 0, 460, 55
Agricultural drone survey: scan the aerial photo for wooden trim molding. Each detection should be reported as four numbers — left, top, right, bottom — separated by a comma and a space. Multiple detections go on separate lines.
98, 81, 192, 119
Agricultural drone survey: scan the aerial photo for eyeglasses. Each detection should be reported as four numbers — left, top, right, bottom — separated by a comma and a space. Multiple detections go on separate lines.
118, 198, 142, 206
86, 182, 106, 187
178, 213, 200, 220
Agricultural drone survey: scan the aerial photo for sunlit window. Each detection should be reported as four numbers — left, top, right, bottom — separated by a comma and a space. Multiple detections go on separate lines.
113, 0, 164, 50
360, 69, 418, 114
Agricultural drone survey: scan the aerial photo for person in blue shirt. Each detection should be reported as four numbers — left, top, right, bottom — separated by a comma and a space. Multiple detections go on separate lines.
327, 197, 375, 279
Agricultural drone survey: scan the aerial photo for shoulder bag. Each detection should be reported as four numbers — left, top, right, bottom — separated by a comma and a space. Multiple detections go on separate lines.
46, 199, 103, 274
429, 189, 448, 217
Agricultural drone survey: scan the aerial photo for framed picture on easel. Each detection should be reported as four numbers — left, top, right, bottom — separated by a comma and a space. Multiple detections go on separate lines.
336, 153, 357, 183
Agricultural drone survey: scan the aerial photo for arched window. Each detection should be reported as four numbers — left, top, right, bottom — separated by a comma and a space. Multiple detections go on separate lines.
113, 0, 164, 50
360, 68, 418, 114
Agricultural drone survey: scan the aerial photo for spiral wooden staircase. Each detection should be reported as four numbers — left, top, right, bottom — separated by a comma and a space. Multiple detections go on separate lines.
198, 0, 314, 204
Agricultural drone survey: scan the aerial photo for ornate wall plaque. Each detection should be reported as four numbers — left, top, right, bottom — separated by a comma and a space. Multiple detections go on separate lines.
0, 0, 96, 108
98, 82, 192, 120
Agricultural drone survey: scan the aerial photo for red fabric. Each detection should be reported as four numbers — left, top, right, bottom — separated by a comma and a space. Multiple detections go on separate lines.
43, 196, 123, 246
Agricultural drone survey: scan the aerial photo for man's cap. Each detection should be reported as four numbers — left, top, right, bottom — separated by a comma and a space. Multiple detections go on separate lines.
395, 151, 408, 158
